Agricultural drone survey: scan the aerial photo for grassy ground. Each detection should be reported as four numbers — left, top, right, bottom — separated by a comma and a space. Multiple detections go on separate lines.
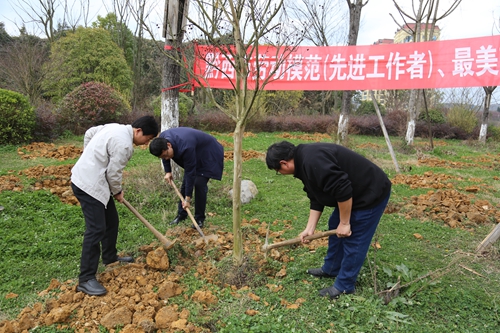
1, 133, 500, 332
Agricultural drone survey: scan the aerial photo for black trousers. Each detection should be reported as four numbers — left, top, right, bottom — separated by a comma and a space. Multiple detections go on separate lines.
72, 183, 119, 283
177, 176, 209, 222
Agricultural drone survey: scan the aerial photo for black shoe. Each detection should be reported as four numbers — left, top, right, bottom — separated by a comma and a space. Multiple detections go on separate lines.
103, 256, 134, 265
77, 279, 107, 296
307, 267, 336, 278
191, 219, 204, 229
170, 215, 187, 225
117, 256, 134, 263
318, 286, 354, 299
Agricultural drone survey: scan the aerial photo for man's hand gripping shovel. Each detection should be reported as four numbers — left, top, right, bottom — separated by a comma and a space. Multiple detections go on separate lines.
168, 180, 218, 245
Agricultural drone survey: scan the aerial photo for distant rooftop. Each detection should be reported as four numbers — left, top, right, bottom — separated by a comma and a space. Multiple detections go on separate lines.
373, 38, 394, 45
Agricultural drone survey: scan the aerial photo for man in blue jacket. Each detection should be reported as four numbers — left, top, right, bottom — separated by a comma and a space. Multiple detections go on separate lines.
149, 127, 224, 228
266, 141, 391, 299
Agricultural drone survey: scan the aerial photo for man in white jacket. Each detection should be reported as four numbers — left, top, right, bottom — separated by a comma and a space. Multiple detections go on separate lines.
71, 116, 159, 296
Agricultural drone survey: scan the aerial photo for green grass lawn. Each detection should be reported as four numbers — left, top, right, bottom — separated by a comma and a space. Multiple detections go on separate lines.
1, 133, 500, 332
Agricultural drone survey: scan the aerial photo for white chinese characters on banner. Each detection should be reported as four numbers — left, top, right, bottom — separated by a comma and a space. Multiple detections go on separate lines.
194, 35, 500, 90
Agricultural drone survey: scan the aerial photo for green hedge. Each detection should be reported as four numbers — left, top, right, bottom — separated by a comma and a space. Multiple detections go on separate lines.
0, 89, 35, 144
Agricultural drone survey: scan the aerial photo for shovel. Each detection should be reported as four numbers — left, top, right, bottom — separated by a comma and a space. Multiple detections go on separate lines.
262, 225, 337, 253
169, 181, 218, 245
122, 199, 176, 250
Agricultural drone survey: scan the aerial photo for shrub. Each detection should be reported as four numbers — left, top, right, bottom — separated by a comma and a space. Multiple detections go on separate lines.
356, 100, 386, 116
33, 100, 59, 142
446, 106, 478, 133
0, 88, 35, 144
262, 90, 304, 115
383, 110, 407, 136
43, 27, 133, 102
57, 82, 130, 135
418, 108, 446, 124
487, 124, 500, 142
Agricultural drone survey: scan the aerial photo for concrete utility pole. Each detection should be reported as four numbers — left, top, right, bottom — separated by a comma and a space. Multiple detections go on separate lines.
162, 0, 190, 180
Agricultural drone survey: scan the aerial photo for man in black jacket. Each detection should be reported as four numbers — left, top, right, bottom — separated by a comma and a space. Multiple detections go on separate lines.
266, 141, 391, 299
149, 127, 224, 228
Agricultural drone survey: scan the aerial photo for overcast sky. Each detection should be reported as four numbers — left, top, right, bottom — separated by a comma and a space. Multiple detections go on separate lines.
358, 0, 500, 45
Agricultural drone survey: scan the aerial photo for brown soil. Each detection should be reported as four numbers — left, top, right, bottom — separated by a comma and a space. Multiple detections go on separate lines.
1, 140, 499, 332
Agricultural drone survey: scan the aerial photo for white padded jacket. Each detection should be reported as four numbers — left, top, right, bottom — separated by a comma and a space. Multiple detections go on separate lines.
71, 123, 134, 206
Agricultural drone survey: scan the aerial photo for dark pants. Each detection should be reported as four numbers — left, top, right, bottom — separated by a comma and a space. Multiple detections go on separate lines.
322, 192, 390, 293
177, 176, 209, 222
72, 183, 119, 283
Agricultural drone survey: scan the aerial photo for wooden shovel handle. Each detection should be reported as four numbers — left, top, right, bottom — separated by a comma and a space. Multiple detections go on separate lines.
262, 229, 337, 252
123, 199, 176, 249
169, 181, 208, 243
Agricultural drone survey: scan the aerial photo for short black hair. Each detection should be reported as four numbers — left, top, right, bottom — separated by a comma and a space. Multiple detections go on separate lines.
149, 137, 170, 157
131, 116, 159, 136
265, 141, 296, 170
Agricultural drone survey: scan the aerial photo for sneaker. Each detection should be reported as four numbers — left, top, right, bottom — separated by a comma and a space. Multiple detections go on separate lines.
307, 267, 336, 278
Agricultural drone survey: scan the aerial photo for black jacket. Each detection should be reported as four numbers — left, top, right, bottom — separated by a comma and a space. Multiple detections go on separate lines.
293, 143, 391, 212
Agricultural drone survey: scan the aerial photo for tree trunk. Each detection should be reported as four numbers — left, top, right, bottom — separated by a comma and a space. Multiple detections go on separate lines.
162, 39, 182, 180
337, 112, 349, 144
405, 89, 420, 146
232, 121, 244, 265
338, 0, 365, 144
479, 86, 496, 143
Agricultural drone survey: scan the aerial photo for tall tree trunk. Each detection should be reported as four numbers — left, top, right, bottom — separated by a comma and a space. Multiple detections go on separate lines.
162, 40, 182, 180
338, 0, 365, 143
479, 86, 496, 144
232, 121, 244, 265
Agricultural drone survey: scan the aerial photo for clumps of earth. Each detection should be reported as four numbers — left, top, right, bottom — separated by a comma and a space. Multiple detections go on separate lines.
1, 217, 322, 333
1, 139, 499, 332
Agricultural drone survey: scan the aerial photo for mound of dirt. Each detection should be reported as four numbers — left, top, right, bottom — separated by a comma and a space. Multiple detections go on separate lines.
392, 171, 500, 228
17, 142, 83, 161
0, 217, 322, 333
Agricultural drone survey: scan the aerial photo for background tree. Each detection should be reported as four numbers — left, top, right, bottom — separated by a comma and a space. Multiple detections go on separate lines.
0, 22, 13, 46
391, 0, 462, 146
337, 0, 368, 144
0, 34, 48, 105
13, 0, 58, 42
92, 13, 135, 68
43, 27, 133, 102
287, 0, 348, 116
479, 86, 496, 143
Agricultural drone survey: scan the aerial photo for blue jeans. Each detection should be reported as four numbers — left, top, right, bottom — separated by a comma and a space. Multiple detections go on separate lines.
322, 192, 390, 293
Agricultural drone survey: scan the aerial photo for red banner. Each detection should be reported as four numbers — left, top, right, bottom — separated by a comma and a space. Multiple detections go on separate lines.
193, 36, 500, 91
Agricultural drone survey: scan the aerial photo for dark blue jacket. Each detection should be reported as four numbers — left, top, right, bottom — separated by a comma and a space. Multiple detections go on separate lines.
159, 127, 224, 197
